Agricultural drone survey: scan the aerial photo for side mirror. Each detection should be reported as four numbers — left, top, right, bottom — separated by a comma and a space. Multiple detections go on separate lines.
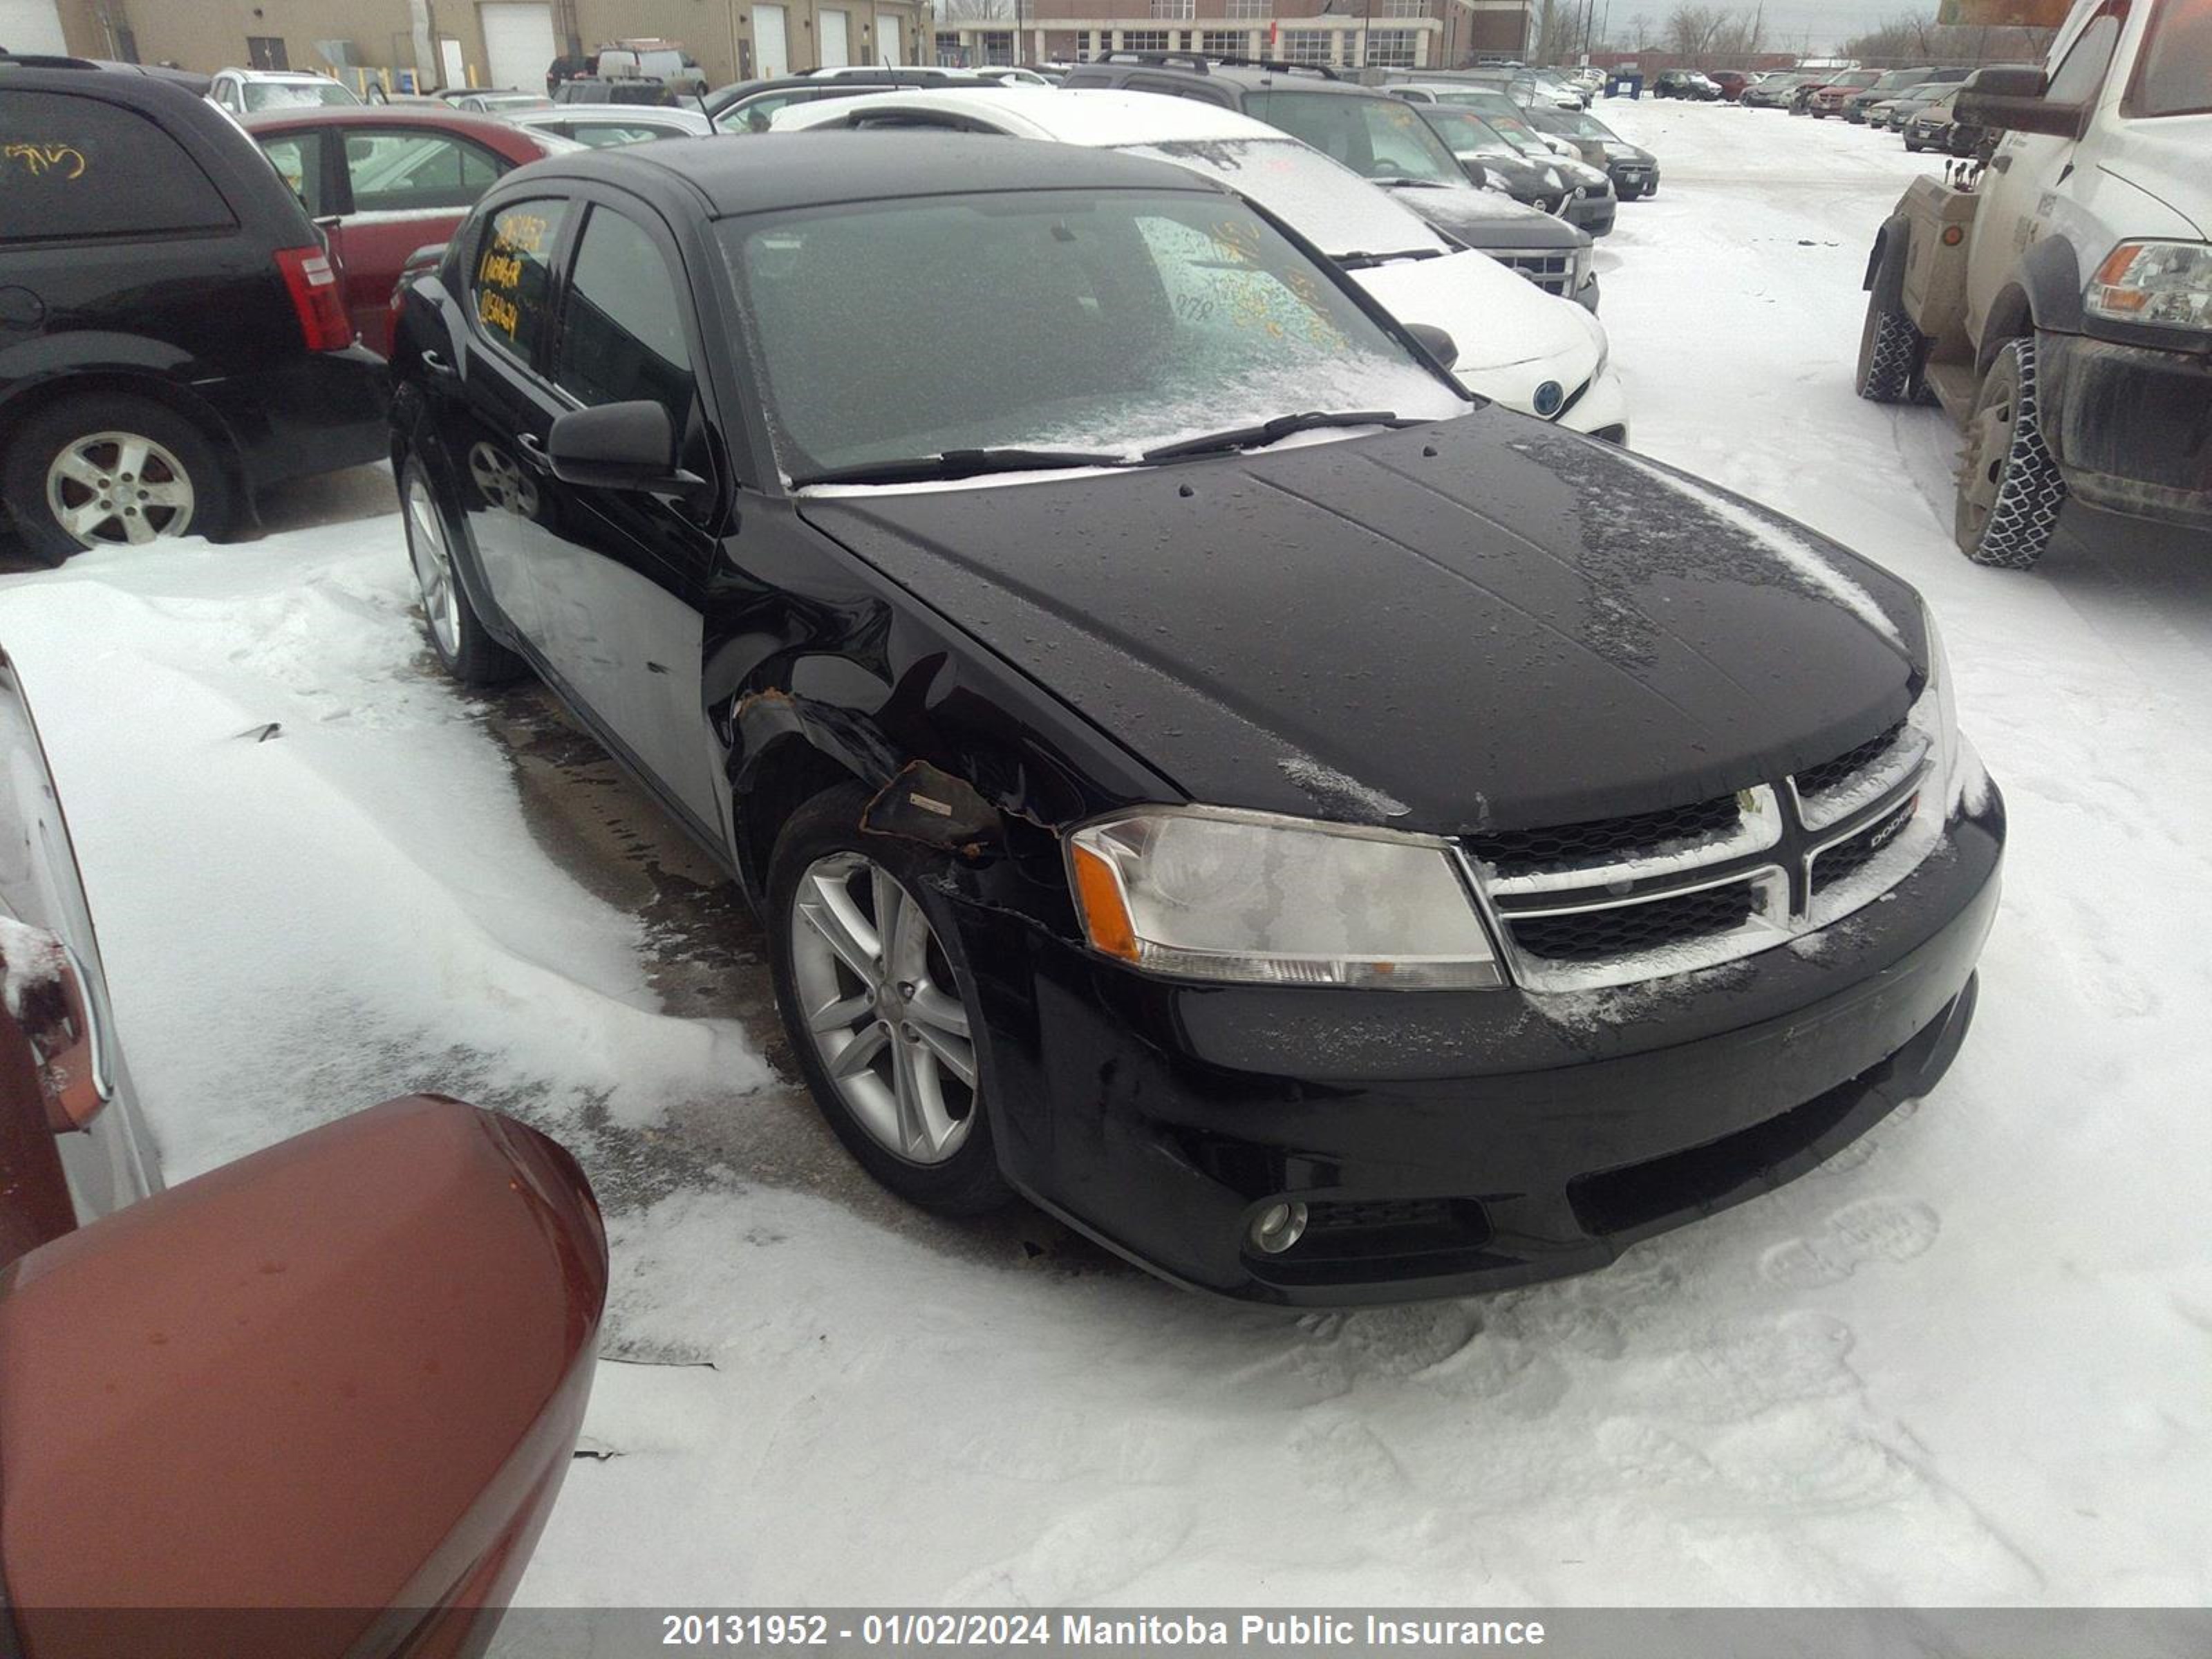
1459, 157, 1489, 188
1407, 322, 1459, 371
1955, 63, 2086, 139
545, 400, 700, 493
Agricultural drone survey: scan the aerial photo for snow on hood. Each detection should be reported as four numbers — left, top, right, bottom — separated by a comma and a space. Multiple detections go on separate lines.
1353, 248, 1600, 391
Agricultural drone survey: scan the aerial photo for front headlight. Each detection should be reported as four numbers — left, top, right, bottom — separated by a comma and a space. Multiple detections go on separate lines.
2085, 241, 2212, 332
1906, 608, 1961, 809
1067, 807, 1503, 988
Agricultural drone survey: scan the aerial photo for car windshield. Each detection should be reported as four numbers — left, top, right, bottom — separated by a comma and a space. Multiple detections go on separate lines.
1239, 91, 1468, 187
2133, 0, 2211, 117
1414, 104, 1531, 162
1550, 109, 1620, 140
1111, 138, 1450, 261
719, 189, 1462, 482
1831, 71, 1881, 89
245, 81, 359, 110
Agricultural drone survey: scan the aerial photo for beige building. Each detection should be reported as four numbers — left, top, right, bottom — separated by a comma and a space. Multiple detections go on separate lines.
931, 0, 1530, 70
16, 0, 932, 92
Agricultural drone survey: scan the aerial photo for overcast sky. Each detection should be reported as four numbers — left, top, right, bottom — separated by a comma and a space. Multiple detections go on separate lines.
1596, 0, 1917, 53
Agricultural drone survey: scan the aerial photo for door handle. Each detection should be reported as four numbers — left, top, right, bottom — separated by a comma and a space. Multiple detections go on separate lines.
419, 347, 457, 379
516, 431, 553, 473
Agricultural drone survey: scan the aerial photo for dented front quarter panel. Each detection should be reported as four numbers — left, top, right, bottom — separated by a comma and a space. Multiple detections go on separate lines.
703, 493, 1179, 926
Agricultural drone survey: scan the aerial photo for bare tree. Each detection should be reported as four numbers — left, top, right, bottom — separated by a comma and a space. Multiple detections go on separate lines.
1665, 3, 1726, 56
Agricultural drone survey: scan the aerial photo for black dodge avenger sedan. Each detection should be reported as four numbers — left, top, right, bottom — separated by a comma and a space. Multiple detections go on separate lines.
388, 135, 2003, 1304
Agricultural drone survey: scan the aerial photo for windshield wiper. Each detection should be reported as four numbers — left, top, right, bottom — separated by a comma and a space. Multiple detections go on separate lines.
791, 447, 1134, 487
1371, 175, 1453, 189
1142, 411, 1415, 464
1335, 247, 1445, 270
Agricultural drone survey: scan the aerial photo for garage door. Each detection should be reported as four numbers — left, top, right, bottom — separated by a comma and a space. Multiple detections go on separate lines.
753, 3, 789, 78
818, 7, 850, 67
876, 15, 902, 64
478, 1, 557, 92
0, 0, 70, 56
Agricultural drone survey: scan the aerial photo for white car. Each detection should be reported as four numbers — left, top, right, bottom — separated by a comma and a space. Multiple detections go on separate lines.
207, 68, 361, 114
774, 88, 1629, 440
508, 104, 715, 146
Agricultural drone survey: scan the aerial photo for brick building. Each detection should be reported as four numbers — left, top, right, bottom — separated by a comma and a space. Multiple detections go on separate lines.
933, 0, 1533, 72
10, 0, 933, 92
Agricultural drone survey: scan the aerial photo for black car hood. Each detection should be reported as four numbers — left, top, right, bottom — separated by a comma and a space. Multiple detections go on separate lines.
1382, 182, 1583, 250
798, 412, 1927, 834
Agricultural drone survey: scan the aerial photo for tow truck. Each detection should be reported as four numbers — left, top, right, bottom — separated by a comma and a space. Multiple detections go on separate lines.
1855, 0, 2209, 568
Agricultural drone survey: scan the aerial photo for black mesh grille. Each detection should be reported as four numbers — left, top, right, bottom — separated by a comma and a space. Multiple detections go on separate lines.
1812, 798, 1918, 893
1509, 881, 1756, 962
1469, 791, 1741, 874
1501, 252, 1572, 293
1796, 721, 1904, 800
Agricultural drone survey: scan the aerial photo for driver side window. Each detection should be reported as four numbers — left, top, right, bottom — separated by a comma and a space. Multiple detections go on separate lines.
2047, 3, 2126, 104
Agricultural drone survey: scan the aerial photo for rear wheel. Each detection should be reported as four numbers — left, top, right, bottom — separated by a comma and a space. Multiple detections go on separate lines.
1956, 336, 2067, 570
768, 782, 1011, 1216
1855, 290, 1928, 404
400, 453, 525, 683
2, 394, 232, 565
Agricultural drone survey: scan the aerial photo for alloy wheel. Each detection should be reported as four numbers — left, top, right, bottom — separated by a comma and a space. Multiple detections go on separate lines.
789, 851, 980, 1164
404, 471, 463, 657
45, 431, 194, 547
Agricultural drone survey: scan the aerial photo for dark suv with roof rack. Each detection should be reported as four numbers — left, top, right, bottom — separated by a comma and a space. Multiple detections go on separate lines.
1060, 53, 1598, 310
0, 55, 387, 563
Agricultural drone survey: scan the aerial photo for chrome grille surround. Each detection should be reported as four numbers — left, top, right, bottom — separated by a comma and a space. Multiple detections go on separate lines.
1462, 735, 1941, 994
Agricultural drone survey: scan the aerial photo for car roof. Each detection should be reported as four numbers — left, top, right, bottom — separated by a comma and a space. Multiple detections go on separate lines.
783, 86, 1278, 144
218, 68, 344, 82
518, 102, 705, 122
239, 104, 526, 133
546, 130, 1224, 218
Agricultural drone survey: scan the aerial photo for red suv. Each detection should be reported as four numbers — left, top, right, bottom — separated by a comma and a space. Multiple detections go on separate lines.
1808, 70, 1881, 116
1709, 70, 1752, 100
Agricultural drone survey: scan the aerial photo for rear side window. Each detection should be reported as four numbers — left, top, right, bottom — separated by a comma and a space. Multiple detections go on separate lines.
471, 197, 568, 364
2129, 0, 2211, 116
0, 91, 234, 244
258, 131, 327, 216
342, 129, 505, 214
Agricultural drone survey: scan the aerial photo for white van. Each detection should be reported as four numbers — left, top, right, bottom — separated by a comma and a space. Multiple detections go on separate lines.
1857, 0, 2208, 568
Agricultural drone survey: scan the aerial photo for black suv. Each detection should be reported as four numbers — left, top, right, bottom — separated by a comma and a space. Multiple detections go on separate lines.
1059, 54, 1597, 310
0, 57, 386, 563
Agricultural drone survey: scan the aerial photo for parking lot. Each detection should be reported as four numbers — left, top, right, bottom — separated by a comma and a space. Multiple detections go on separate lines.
3, 93, 2209, 1608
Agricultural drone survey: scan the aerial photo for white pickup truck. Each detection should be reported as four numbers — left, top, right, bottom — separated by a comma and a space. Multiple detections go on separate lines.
1855, 0, 2208, 568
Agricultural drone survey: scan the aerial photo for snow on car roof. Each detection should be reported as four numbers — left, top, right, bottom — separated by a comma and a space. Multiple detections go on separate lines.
774, 86, 1275, 147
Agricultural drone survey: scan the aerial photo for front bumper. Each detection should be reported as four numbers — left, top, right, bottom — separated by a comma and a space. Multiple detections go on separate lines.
1609, 160, 1658, 195
1555, 360, 1628, 441
967, 788, 2002, 1306
2036, 329, 2212, 530
196, 346, 390, 496
1566, 193, 1617, 238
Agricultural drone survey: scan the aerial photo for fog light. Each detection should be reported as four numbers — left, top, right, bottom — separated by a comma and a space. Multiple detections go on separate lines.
1250, 1201, 1309, 1255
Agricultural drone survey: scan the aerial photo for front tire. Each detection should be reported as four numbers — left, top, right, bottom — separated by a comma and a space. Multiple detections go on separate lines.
399, 452, 525, 683
768, 782, 1011, 1216
2, 393, 232, 565
1956, 336, 2067, 570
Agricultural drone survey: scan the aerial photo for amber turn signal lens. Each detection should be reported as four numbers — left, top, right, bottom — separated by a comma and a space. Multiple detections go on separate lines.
1070, 843, 1139, 964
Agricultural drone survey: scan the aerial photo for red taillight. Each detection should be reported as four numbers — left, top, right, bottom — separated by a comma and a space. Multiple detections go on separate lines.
274, 245, 354, 353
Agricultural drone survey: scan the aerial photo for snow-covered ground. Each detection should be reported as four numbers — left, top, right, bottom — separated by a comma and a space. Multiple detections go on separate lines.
3, 100, 2210, 1611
